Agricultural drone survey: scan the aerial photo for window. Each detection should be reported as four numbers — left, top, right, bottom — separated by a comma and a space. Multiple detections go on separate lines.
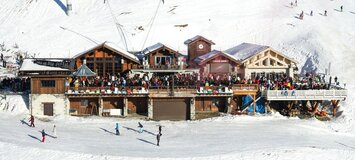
106, 63, 113, 75
97, 63, 104, 76
80, 99, 88, 107
41, 80, 56, 87
87, 57, 94, 62
87, 63, 94, 71
251, 72, 256, 79
155, 56, 171, 65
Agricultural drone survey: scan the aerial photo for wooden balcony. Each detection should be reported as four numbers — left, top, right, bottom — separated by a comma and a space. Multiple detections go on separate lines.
65, 87, 149, 98
265, 89, 347, 101
231, 84, 259, 95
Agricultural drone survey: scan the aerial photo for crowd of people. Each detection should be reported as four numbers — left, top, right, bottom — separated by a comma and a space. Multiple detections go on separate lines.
0, 77, 30, 92
67, 71, 335, 93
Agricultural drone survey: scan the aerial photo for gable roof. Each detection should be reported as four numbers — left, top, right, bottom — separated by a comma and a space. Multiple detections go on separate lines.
194, 50, 240, 65
224, 43, 269, 61
142, 43, 183, 56
72, 42, 140, 64
184, 35, 215, 45
19, 59, 71, 71
225, 42, 298, 64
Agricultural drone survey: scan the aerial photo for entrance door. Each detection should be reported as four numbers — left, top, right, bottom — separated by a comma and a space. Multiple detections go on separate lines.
43, 103, 53, 116
153, 98, 189, 120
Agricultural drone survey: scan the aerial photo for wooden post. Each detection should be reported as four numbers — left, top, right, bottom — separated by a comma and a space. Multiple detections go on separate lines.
123, 97, 128, 117
253, 94, 256, 115
332, 100, 340, 117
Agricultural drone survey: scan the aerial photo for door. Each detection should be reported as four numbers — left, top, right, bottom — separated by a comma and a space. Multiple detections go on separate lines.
153, 98, 189, 120
43, 103, 53, 116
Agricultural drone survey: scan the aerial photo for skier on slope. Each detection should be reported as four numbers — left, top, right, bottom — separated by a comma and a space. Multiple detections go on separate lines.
41, 129, 46, 143
158, 125, 162, 136
52, 125, 57, 138
29, 115, 35, 127
115, 123, 120, 135
156, 133, 161, 146
299, 11, 304, 20
138, 122, 143, 133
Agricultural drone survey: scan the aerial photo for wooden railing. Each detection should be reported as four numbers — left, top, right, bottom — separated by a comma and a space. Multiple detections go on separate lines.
265, 89, 347, 100
65, 84, 260, 96
65, 87, 148, 95
231, 84, 259, 91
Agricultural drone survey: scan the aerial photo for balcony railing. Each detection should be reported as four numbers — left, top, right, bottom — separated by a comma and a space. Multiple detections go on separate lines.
65, 87, 149, 95
266, 89, 347, 100
65, 84, 260, 96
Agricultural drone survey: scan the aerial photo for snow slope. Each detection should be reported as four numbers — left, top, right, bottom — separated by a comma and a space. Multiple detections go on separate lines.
0, 0, 355, 159
1, 114, 355, 160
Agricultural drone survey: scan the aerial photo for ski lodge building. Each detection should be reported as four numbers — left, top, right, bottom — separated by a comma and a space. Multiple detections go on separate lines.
18, 36, 347, 120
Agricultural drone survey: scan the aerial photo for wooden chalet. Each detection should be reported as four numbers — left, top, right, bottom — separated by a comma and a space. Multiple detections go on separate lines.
224, 43, 298, 79
18, 58, 74, 116
72, 42, 140, 77
141, 43, 184, 70
194, 50, 241, 78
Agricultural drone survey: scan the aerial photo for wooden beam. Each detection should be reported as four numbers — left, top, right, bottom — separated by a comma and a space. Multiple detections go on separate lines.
253, 94, 256, 115
332, 100, 340, 117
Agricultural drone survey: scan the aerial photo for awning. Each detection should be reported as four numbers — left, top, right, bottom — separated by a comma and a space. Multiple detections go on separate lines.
72, 64, 96, 77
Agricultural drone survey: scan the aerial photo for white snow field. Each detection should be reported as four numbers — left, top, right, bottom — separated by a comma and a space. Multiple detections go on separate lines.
0, 0, 355, 159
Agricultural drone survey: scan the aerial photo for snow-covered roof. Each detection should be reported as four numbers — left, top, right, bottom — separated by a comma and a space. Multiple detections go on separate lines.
72, 42, 140, 63
142, 43, 164, 55
224, 43, 269, 61
19, 59, 70, 71
194, 50, 240, 64
142, 43, 182, 56
184, 35, 215, 45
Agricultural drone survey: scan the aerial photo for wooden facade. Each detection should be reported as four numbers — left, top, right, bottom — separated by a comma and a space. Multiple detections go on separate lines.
196, 51, 241, 78
69, 97, 99, 115
73, 43, 140, 77
102, 97, 124, 110
127, 97, 148, 115
241, 48, 297, 79
195, 97, 227, 112
31, 77, 66, 94
184, 35, 215, 67
143, 43, 184, 70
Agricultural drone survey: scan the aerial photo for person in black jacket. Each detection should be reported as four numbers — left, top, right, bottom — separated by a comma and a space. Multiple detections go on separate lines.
29, 115, 35, 127
156, 133, 161, 146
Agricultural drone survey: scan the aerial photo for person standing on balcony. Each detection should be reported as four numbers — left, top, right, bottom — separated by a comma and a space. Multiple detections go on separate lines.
65, 77, 70, 91
74, 79, 79, 91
